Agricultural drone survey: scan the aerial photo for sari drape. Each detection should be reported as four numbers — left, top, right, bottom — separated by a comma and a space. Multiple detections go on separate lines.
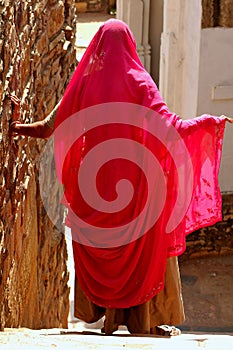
54, 19, 226, 308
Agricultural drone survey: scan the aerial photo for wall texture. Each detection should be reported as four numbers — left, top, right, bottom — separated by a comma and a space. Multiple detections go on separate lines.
181, 194, 233, 261
186, 3, 233, 257
0, 0, 77, 330
196, 28, 233, 193
202, 0, 233, 28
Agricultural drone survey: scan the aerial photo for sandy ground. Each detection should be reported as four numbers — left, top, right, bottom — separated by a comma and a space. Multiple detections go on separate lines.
0, 327, 233, 349
1, 250, 232, 348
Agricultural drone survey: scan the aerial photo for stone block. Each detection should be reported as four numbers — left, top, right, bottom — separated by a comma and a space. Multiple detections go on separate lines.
75, 2, 88, 13
183, 193, 233, 260
49, 32, 66, 51
47, 2, 65, 39
220, 0, 233, 27
36, 31, 49, 55
202, 0, 233, 28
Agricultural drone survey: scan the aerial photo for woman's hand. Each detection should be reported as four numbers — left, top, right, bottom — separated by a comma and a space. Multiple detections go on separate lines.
220, 115, 233, 123
10, 94, 21, 122
10, 95, 22, 135
9, 94, 53, 139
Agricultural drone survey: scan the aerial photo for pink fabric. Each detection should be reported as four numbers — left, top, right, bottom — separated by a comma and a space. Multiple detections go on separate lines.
54, 19, 226, 308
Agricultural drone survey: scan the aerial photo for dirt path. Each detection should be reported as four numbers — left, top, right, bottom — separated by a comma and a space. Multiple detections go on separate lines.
0, 327, 233, 349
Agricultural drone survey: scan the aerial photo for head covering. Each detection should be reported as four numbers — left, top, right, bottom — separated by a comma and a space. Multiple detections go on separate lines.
54, 19, 226, 308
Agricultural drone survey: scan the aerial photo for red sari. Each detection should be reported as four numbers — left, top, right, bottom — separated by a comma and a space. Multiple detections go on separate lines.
54, 19, 226, 309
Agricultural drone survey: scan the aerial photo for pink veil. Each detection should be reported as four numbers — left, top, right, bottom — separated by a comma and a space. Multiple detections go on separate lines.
54, 19, 226, 308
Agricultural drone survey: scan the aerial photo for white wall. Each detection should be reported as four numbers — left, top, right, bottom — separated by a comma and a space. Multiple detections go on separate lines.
159, 0, 202, 118
117, 0, 151, 72
197, 28, 233, 192
117, 0, 233, 193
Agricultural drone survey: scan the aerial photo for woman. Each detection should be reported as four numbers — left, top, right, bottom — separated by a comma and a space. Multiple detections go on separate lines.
11, 19, 233, 335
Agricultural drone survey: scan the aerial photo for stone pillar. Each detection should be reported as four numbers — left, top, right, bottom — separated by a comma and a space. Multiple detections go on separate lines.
159, 0, 202, 117
149, 0, 164, 85
117, 0, 151, 73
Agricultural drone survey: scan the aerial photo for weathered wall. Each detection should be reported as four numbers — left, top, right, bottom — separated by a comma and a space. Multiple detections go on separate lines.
153, 0, 233, 259
180, 194, 233, 261
0, 0, 77, 330
202, 0, 233, 28
185, 2, 233, 258
75, 0, 115, 12
158, 0, 202, 118
200, 1, 233, 193
196, 28, 233, 193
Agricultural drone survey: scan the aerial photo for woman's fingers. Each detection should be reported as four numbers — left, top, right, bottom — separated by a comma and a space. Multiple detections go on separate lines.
220, 115, 233, 123
10, 94, 18, 102
225, 117, 233, 123
10, 94, 21, 103
10, 94, 21, 122
10, 95, 21, 108
10, 121, 21, 136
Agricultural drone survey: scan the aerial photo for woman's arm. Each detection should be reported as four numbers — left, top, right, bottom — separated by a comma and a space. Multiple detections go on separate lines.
10, 95, 57, 139
10, 120, 53, 139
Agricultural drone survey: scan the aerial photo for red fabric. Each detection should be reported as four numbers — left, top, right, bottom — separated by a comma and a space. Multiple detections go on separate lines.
54, 19, 226, 308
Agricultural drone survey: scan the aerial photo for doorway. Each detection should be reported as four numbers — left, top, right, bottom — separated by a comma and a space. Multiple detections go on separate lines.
75, 0, 116, 13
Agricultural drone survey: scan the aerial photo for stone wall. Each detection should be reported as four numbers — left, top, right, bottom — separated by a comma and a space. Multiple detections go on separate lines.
75, 0, 115, 13
202, 0, 233, 28
0, 0, 77, 330
180, 194, 233, 261
182, 1, 233, 261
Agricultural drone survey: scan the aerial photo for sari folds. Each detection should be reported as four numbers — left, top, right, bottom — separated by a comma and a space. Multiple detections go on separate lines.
54, 20, 226, 308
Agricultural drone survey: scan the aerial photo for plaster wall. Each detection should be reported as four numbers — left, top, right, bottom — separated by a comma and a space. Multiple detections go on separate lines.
197, 28, 233, 192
